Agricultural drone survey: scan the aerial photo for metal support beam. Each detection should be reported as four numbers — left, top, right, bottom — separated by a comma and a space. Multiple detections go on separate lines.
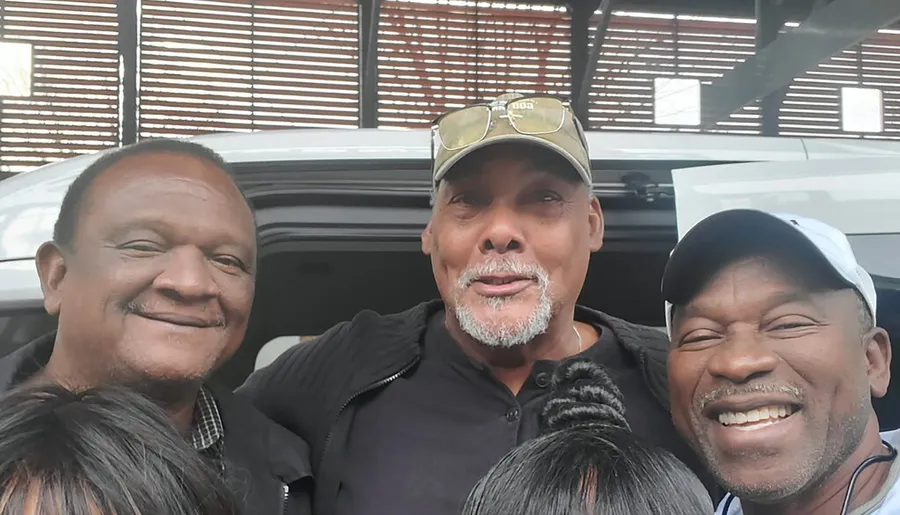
358, 0, 381, 128
0, 1, 6, 169
569, 7, 590, 127
117, 0, 139, 145
755, 0, 786, 136
701, 0, 900, 128
575, 0, 614, 125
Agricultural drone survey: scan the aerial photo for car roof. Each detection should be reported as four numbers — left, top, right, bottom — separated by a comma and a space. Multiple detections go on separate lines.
0, 128, 899, 308
4, 127, 900, 195
2, 128, 900, 266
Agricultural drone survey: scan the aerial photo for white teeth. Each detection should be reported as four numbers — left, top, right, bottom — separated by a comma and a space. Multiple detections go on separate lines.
718, 405, 796, 427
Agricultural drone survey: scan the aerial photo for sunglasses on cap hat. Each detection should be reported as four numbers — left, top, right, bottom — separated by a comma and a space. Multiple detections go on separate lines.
430, 93, 592, 186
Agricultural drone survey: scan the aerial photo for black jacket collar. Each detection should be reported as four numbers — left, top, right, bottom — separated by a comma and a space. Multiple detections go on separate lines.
335, 300, 671, 410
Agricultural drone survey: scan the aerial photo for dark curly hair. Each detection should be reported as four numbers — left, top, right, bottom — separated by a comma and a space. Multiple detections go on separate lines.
0, 383, 239, 515
462, 358, 712, 515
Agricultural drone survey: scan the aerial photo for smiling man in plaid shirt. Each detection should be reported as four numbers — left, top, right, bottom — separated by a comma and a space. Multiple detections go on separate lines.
0, 139, 313, 515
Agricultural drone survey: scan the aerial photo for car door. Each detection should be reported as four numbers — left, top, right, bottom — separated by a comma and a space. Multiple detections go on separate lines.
671, 156, 900, 430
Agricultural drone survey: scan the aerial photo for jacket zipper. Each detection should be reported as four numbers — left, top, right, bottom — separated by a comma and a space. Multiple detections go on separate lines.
320, 359, 418, 468
281, 483, 289, 515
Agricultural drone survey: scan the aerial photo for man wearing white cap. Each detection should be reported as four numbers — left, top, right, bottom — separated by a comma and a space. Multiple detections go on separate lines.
663, 209, 900, 515
239, 93, 714, 515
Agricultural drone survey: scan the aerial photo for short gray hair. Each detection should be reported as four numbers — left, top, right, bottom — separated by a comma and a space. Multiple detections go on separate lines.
857, 292, 875, 334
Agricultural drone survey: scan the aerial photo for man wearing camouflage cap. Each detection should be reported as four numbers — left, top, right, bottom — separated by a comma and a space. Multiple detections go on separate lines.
238, 93, 713, 515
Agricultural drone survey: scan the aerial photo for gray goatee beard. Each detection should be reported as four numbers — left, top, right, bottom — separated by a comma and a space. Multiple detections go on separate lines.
452, 257, 553, 348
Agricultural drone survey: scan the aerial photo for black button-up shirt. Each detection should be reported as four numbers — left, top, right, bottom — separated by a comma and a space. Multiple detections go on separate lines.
333, 310, 695, 515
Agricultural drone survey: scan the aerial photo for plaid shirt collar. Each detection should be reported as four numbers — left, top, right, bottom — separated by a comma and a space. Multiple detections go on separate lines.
190, 386, 225, 457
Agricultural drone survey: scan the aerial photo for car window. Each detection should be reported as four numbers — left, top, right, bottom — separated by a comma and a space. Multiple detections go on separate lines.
0, 309, 56, 359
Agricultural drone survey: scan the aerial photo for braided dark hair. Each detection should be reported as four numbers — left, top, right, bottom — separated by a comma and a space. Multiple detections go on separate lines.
462, 357, 713, 515
541, 357, 629, 433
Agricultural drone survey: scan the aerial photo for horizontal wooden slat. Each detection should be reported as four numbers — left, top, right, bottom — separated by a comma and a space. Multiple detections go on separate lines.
777, 37, 900, 136
587, 13, 763, 133
138, 0, 359, 139
377, 0, 570, 128
581, 12, 897, 135
0, 0, 119, 172
8, 4, 900, 172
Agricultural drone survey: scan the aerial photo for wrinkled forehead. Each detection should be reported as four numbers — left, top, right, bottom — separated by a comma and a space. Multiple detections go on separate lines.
77, 152, 257, 247
682, 246, 848, 308
441, 143, 582, 186
90, 152, 245, 203
672, 253, 852, 325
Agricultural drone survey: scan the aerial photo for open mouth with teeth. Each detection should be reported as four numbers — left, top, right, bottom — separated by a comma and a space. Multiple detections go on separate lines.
717, 404, 799, 430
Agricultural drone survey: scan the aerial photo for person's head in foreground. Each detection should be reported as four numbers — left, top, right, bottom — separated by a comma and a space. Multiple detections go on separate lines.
35, 138, 256, 412
0, 383, 237, 515
461, 358, 713, 515
663, 209, 894, 514
423, 93, 603, 354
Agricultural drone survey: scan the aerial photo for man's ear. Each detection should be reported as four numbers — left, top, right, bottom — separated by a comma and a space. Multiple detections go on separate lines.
36, 242, 68, 317
421, 220, 434, 256
865, 327, 892, 398
588, 195, 604, 252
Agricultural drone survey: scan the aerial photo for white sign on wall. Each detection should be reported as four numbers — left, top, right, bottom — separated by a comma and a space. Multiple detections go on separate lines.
0, 40, 34, 98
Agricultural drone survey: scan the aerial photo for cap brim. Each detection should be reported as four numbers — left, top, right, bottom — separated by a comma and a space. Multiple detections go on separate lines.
433, 133, 591, 186
661, 209, 855, 306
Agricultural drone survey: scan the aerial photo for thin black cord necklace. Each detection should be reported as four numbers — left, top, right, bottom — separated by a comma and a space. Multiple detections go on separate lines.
720, 440, 897, 515
840, 440, 897, 514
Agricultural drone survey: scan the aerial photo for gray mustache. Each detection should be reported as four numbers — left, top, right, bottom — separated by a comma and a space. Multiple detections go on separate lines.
698, 382, 804, 412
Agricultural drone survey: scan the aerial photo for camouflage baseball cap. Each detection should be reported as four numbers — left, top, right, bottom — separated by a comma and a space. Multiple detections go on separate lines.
431, 93, 592, 186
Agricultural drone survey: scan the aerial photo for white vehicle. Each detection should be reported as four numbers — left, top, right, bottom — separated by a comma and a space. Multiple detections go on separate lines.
0, 128, 898, 417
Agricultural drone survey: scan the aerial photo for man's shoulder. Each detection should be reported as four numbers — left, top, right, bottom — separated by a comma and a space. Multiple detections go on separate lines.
578, 306, 671, 408
208, 383, 313, 482
580, 307, 669, 354
234, 301, 441, 433
272, 300, 440, 368
0, 332, 56, 393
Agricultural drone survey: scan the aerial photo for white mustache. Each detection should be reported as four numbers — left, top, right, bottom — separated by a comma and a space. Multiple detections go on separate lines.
456, 258, 549, 290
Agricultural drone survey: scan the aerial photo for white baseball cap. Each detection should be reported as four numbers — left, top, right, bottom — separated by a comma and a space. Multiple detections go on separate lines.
661, 209, 877, 339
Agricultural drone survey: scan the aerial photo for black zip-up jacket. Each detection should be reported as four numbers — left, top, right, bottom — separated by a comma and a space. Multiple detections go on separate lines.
238, 300, 717, 515
0, 333, 314, 515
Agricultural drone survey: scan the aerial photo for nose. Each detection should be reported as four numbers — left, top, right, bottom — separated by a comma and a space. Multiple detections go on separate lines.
706, 328, 779, 384
153, 246, 220, 302
479, 204, 524, 255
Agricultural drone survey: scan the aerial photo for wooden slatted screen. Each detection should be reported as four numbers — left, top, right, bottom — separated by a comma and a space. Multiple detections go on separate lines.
588, 11, 761, 134
5, 3, 900, 173
139, 0, 359, 139
377, 0, 570, 128
0, 0, 119, 172
781, 27, 900, 138
866, 30, 900, 138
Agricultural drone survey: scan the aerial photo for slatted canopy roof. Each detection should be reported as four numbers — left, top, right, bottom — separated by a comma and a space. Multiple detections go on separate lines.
1, 0, 900, 172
